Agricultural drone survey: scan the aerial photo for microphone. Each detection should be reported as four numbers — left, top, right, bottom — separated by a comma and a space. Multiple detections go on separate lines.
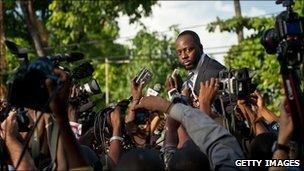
51, 52, 84, 63
153, 83, 161, 93
147, 83, 161, 96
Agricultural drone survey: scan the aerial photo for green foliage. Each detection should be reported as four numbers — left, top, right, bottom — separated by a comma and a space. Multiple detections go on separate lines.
207, 16, 274, 36
4, 0, 52, 40
46, 0, 156, 57
92, 27, 181, 106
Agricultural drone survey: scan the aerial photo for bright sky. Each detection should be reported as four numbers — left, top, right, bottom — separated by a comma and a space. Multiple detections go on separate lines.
116, 1, 285, 65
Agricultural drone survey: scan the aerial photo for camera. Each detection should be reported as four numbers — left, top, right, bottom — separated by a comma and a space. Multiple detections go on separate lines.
7, 57, 59, 112
218, 68, 255, 99
261, 0, 304, 66
78, 79, 101, 96
5, 41, 85, 112
93, 99, 132, 153
133, 108, 150, 125
69, 62, 101, 106
135, 68, 153, 86
0, 106, 30, 132
260, 0, 304, 142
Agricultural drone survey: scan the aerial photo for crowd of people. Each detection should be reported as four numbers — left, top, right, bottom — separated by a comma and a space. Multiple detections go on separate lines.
0, 30, 302, 171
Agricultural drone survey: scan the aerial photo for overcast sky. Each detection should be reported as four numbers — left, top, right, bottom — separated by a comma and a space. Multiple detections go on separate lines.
116, 1, 285, 64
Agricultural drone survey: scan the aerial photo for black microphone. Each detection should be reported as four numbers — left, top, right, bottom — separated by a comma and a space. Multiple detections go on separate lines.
5, 40, 29, 64
52, 52, 84, 63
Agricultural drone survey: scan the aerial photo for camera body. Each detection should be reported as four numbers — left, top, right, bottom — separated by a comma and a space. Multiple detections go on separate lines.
261, 0, 304, 66
218, 68, 255, 99
6, 41, 85, 112
135, 68, 153, 86
0, 106, 30, 132
7, 57, 59, 112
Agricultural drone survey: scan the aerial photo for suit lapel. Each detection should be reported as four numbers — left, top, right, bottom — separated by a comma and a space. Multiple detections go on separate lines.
194, 55, 211, 93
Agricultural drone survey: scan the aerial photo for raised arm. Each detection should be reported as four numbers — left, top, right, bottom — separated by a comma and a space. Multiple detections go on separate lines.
134, 96, 247, 171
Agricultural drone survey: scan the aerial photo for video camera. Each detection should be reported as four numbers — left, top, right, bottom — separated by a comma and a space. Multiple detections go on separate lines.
64, 60, 101, 107
261, 0, 304, 142
218, 68, 256, 99
261, 0, 304, 66
217, 68, 256, 134
5, 41, 84, 112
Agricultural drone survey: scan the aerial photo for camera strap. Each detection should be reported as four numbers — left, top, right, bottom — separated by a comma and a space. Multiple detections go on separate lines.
29, 111, 42, 159
48, 120, 59, 171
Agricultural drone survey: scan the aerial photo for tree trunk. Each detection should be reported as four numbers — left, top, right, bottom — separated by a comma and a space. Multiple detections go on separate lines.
20, 0, 46, 57
234, 0, 244, 44
0, 0, 7, 99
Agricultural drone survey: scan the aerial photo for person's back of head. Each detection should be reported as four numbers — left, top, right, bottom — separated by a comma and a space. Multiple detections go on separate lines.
168, 144, 210, 171
115, 148, 164, 171
249, 132, 277, 171
249, 132, 277, 160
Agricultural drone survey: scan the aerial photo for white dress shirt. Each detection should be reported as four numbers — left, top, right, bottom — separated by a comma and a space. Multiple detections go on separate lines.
188, 53, 206, 91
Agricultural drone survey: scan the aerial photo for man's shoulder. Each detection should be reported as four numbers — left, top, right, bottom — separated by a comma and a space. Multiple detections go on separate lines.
202, 55, 226, 70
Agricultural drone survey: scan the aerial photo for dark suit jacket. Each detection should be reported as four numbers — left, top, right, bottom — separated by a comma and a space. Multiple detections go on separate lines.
192, 55, 226, 114
193, 55, 226, 96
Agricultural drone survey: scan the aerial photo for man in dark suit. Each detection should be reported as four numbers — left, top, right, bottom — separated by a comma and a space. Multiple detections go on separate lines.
175, 30, 226, 97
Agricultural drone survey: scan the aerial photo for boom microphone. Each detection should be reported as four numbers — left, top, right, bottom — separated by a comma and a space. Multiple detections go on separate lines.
51, 52, 84, 63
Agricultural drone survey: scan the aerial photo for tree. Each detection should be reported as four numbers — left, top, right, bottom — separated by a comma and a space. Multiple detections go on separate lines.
233, 0, 244, 43
0, 0, 7, 99
93, 26, 182, 107
2, 0, 158, 101
46, 0, 157, 58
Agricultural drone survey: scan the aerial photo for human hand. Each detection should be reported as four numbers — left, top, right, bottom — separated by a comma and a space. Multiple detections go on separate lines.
45, 68, 71, 118
198, 78, 219, 105
165, 72, 183, 92
131, 76, 144, 102
0, 110, 19, 141
278, 98, 293, 145
251, 90, 265, 108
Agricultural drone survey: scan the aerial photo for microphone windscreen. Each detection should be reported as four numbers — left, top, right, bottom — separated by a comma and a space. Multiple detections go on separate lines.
153, 83, 161, 93
66, 52, 84, 62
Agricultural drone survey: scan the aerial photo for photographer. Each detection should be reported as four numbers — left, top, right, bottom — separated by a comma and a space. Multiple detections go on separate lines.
0, 110, 36, 170
251, 91, 279, 133
45, 68, 90, 170
134, 96, 246, 170
125, 77, 152, 148
108, 105, 123, 168
269, 99, 301, 171
237, 99, 268, 137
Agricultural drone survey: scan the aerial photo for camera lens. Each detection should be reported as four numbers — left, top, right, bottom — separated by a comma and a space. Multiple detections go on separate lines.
80, 79, 101, 95
261, 28, 279, 54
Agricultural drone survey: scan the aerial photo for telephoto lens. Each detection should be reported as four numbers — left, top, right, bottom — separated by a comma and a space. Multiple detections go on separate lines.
79, 79, 101, 96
